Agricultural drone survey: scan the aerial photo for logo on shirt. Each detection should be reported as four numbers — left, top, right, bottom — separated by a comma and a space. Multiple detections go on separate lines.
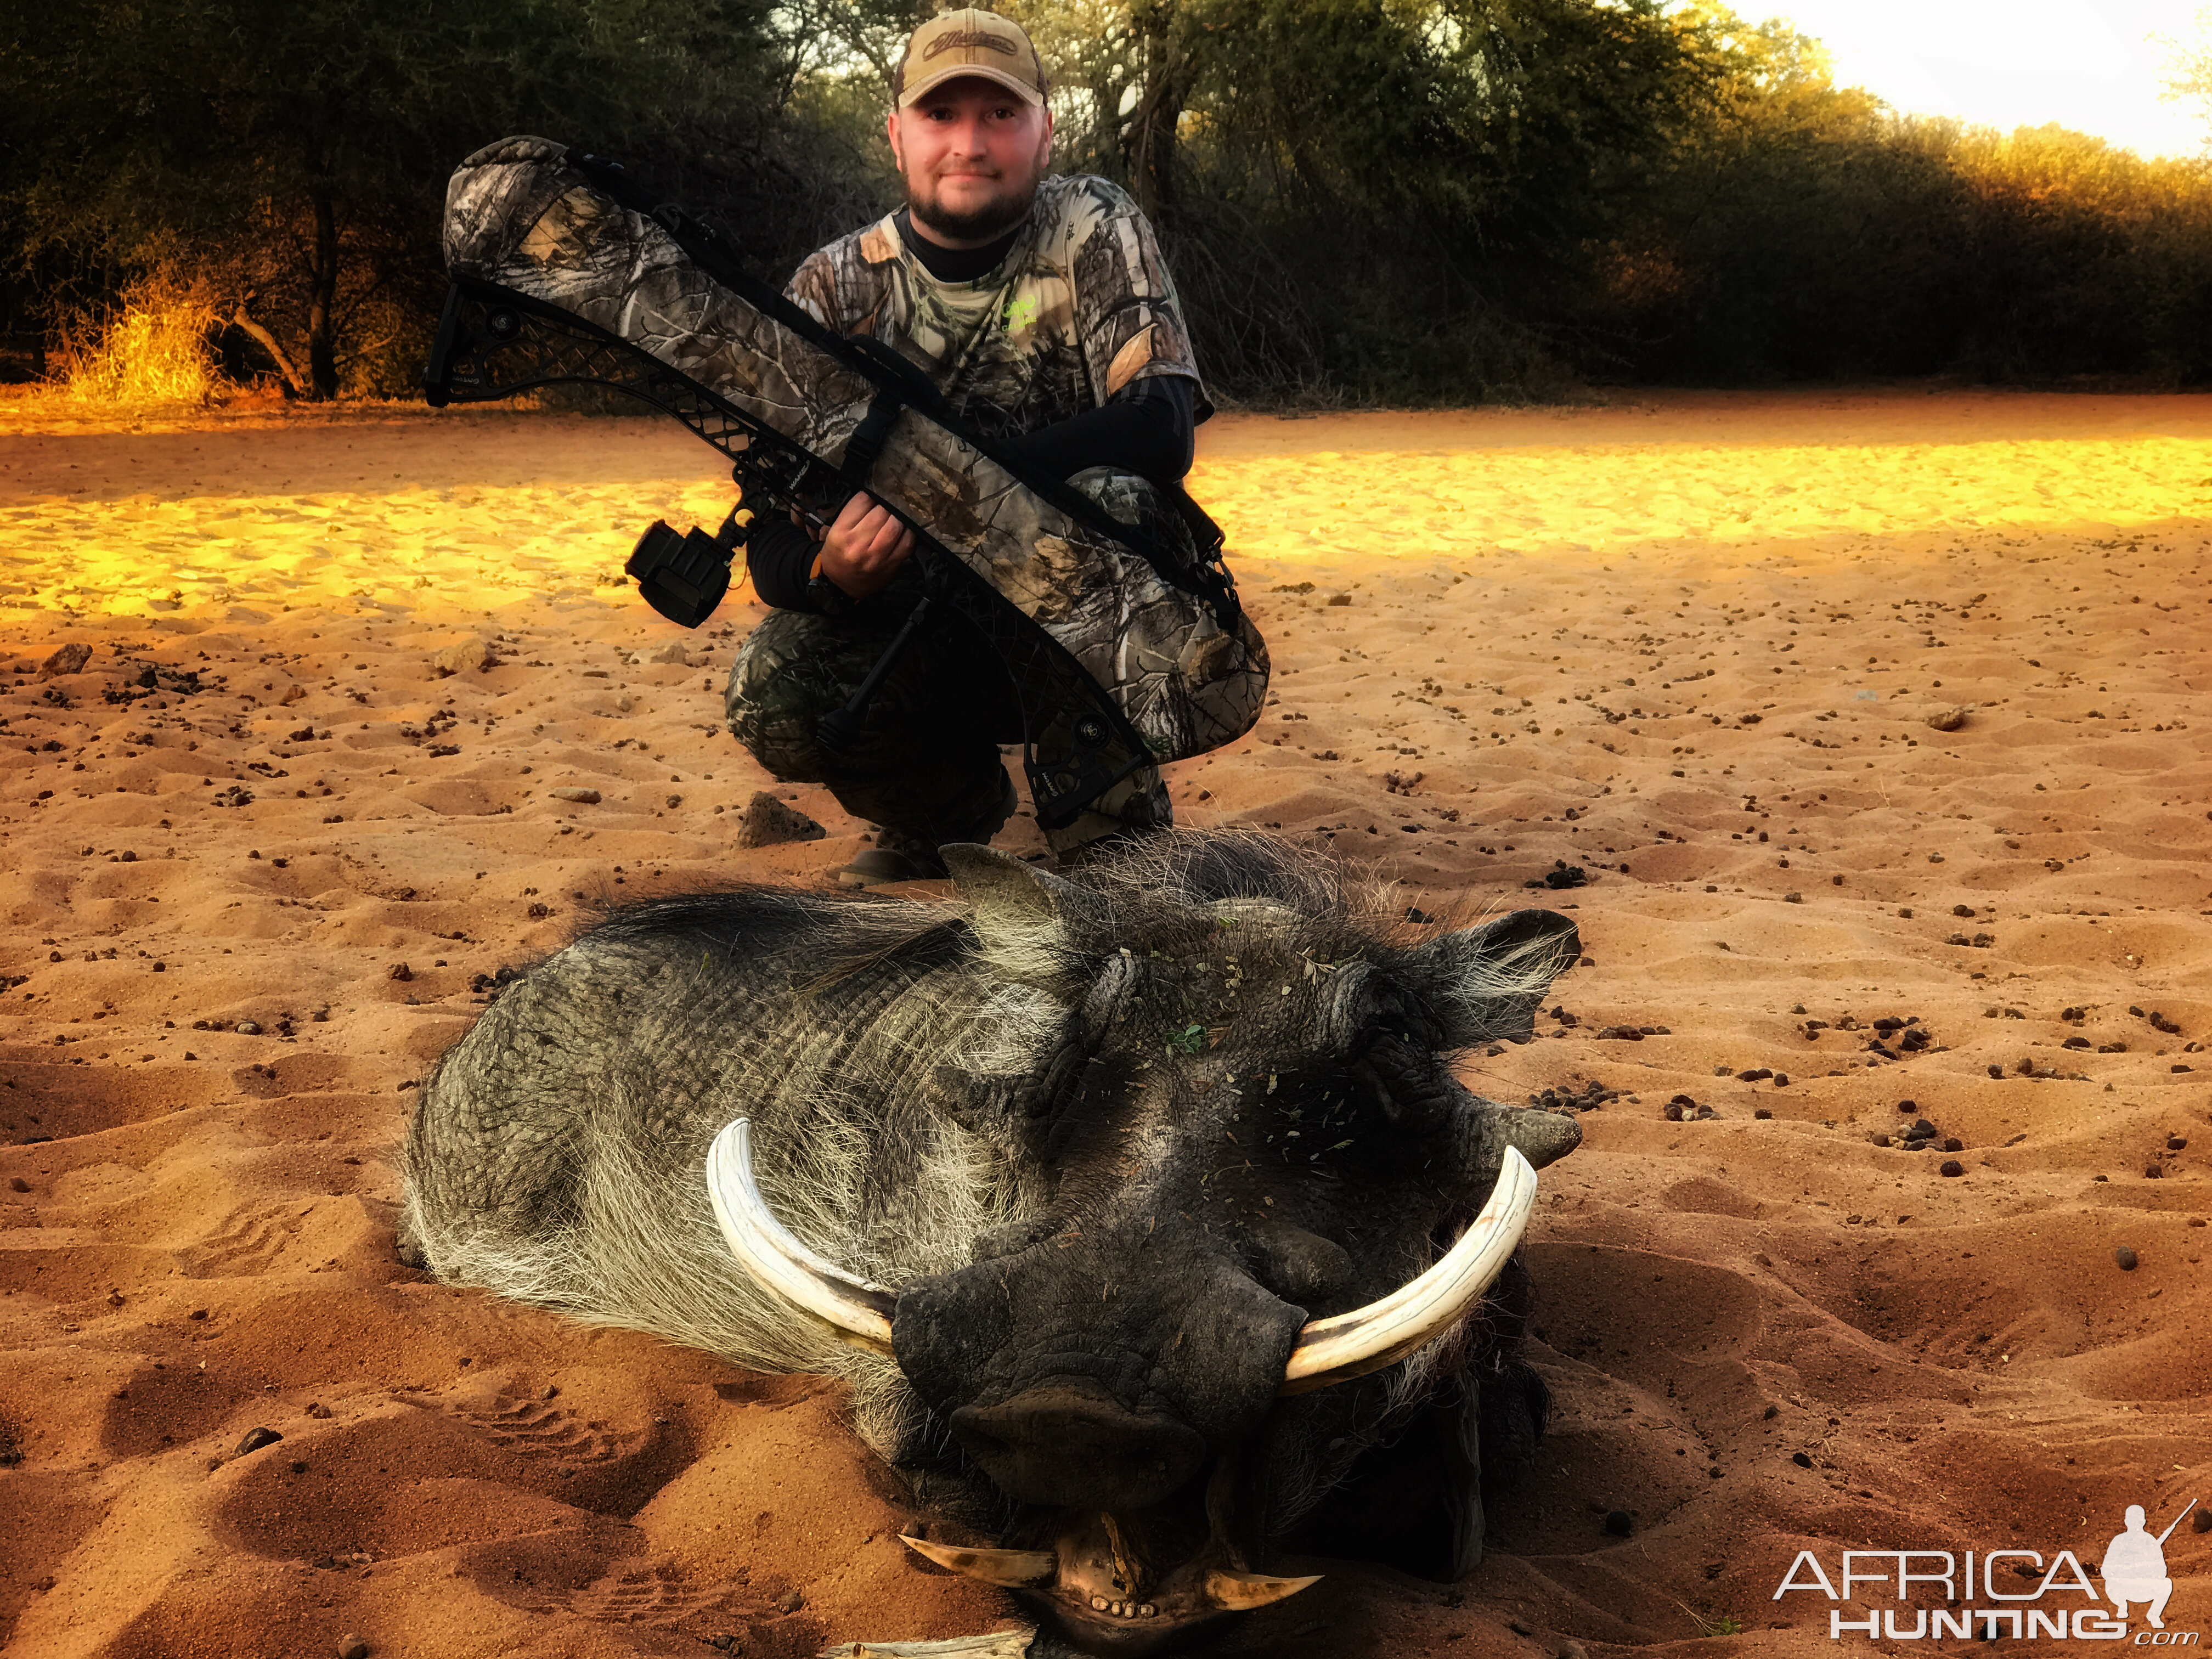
1770, 1497, 2197, 1643
1001, 294, 1041, 334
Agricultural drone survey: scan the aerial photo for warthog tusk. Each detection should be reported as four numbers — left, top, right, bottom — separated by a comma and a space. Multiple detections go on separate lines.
900, 1534, 1058, 1587
1278, 1145, 1537, 1395
1101, 1511, 1147, 1598
706, 1118, 898, 1355
1204, 1567, 1323, 1610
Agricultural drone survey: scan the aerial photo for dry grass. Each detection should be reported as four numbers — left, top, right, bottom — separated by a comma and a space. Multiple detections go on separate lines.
56, 270, 219, 405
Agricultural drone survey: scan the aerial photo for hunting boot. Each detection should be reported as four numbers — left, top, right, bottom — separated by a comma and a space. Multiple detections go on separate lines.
836, 769, 1019, 888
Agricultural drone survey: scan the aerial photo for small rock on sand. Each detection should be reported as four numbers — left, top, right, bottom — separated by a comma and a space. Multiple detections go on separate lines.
431, 638, 495, 677
336, 1635, 370, 1659
736, 792, 826, 850
1925, 705, 1971, 732
233, 1426, 283, 1457
2114, 1246, 2138, 1271
549, 786, 602, 804
38, 642, 92, 679
648, 640, 701, 666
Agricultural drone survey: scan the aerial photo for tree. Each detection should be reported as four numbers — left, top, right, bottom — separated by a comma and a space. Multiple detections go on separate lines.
0, 0, 781, 396
2160, 7, 2212, 151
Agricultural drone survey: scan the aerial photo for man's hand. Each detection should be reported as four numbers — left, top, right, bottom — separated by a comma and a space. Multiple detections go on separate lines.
816, 492, 914, 600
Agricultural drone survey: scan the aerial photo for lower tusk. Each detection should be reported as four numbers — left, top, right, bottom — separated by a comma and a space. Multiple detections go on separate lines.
706, 1119, 898, 1355
1101, 1511, 1147, 1599
1279, 1145, 1538, 1395
899, 1534, 1058, 1587
1205, 1568, 1323, 1611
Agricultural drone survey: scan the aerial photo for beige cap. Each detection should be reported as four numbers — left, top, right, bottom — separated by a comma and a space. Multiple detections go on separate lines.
893, 8, 1048, 108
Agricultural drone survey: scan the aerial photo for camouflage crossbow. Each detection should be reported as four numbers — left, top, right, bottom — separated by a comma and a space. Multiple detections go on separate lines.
422, 137, 1267, 832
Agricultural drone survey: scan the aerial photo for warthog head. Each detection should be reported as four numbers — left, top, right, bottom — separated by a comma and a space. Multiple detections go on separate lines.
709, 834, 1581, 1654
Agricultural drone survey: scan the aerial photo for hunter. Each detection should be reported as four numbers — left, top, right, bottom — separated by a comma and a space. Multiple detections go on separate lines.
725, 7, 1212, 887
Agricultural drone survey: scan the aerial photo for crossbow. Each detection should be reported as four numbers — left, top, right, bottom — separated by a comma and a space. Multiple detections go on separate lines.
422, 151, 1238, 832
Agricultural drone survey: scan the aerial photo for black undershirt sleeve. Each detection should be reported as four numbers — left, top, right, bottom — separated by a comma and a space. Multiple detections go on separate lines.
995, 374, 1197, 484
745, 516, 819, 612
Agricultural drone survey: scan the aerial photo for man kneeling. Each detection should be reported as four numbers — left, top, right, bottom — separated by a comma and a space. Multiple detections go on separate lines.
725, 8, 1210, 886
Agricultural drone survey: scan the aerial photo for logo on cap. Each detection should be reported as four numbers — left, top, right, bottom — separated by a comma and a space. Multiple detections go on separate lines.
923, 28, 1019, 60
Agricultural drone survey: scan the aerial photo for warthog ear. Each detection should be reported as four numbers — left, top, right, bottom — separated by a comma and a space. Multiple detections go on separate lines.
941, 843, 1109, 985
1402, 909, 1580, 1049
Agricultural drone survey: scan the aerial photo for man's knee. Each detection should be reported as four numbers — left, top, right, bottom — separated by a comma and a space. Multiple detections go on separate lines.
724, 610, 874, 780
724, 608, 1011, 830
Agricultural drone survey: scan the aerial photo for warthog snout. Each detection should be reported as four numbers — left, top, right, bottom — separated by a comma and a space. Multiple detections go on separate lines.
950, 1382, 1207, 1511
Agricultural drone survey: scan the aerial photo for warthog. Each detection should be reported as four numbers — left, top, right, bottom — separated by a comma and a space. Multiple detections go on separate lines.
400, 831, 1582, 1655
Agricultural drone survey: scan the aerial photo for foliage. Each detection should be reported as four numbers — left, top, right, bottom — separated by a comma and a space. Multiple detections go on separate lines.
1598, 14, 2212, 387
57, 267, 221, 403
0, 0, 785, 398
5, 0, 2212, 405
2160, 6, 2212, 149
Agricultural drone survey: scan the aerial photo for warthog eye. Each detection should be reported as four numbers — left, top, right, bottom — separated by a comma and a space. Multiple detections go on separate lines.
1022, 1045, 1130, 1163
1016, 1039, 1088, 1121
1348, 1030, 1454, 1135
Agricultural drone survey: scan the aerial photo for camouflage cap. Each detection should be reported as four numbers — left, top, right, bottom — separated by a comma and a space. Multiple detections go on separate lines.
893, 8, 1048, 108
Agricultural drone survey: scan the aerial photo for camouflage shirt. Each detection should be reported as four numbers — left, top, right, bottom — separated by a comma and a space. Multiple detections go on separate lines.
786, 173, 1211, 442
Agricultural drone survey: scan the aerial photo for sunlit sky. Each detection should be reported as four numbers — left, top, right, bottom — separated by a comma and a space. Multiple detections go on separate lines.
1770, 0, 2207, 157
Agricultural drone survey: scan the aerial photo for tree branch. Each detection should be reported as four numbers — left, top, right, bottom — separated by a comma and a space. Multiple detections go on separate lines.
229, 300, 307, 396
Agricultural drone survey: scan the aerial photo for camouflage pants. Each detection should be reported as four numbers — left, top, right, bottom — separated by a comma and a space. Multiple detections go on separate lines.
726, 602, 1172, 856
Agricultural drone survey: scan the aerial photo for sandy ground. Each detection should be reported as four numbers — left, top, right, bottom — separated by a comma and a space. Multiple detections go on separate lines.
2, 387, 2211, 1657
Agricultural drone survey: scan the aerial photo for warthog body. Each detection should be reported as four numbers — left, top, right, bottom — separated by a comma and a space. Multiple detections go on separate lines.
402, 832, 1581, 1654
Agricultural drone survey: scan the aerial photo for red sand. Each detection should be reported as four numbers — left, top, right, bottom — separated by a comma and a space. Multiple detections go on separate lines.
3, 390, 2210, 1657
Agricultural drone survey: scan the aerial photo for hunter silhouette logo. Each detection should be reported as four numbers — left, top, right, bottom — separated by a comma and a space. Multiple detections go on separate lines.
1773, 1498, 2198, 1643
2105, 1501, 2191, 1629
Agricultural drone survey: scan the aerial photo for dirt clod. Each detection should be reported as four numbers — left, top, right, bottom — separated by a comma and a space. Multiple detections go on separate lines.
735, 792, 827, 850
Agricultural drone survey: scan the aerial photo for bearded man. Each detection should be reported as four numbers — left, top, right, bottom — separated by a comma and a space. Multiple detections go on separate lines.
724, 8, 1212, 887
